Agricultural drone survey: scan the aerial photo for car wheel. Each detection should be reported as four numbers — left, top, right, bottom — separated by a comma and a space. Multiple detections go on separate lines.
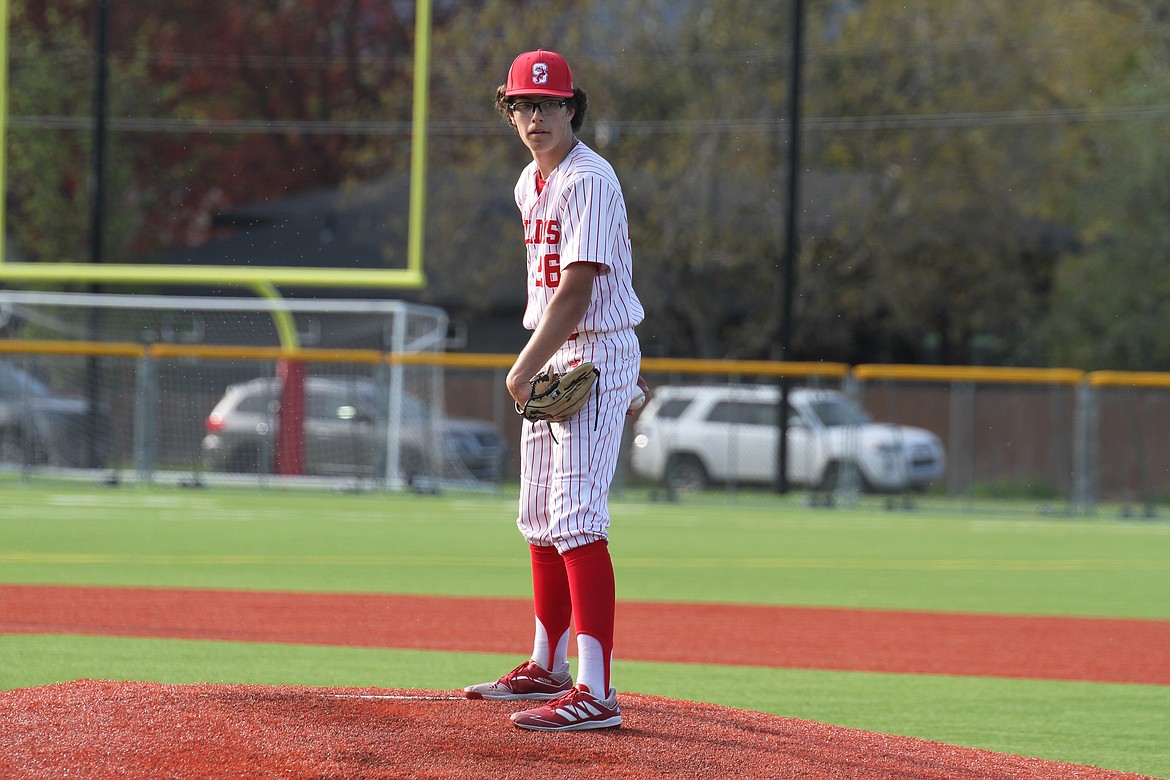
818, 461, 842, 492
400, 447, 425, 482
818, 461, 868, 493
0, 427, 25, 465
226, 447, 263, 474
665, 453, 709, 493
0, 426, 46, 466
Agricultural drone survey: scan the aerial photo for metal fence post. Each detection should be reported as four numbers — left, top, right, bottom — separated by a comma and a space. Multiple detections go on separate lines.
948, 381, 976, 503
1072, 380, 1097, 514
383, 314, 405, 489
133, 352, 158, 483
837, 373, 861, 505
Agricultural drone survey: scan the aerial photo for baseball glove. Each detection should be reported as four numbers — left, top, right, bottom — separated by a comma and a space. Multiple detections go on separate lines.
518, 362, 600, 423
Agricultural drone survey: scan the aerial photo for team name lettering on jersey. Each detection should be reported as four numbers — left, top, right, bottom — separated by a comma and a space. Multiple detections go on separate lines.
525, 219, 562, 246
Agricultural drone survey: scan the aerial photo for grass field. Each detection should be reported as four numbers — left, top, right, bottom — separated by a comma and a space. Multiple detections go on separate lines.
1, 481, 1168, 777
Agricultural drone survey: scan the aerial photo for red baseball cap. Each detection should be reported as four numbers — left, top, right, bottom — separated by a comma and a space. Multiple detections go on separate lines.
505, 50, 575, 98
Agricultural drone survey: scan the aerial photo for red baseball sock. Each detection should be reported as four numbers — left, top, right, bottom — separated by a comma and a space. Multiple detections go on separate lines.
563, 541, 616, 694
529, 544, 572, 672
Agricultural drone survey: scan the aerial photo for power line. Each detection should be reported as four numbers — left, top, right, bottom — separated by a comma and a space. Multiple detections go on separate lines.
6, 18, 1139, 73
802, 105, 1170, 131
6, 115, 421, 135
7, 104, 1170, 137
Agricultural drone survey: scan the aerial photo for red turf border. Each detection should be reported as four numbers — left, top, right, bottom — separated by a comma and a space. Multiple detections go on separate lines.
3, 584, 1169, 684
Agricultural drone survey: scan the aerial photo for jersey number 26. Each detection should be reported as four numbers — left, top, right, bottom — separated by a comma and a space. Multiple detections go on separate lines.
536, 253, 561, 288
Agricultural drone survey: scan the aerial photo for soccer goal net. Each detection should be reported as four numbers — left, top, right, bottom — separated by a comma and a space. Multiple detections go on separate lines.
0, 290, 503, 491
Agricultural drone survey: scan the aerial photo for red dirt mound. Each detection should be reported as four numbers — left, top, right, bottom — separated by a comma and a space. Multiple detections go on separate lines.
0, 680, 1153, 780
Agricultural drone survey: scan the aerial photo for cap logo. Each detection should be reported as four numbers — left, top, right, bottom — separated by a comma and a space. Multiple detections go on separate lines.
531, 62, 549, 86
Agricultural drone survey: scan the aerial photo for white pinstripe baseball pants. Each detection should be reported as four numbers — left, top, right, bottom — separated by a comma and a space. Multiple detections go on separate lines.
516, 329, 641, 552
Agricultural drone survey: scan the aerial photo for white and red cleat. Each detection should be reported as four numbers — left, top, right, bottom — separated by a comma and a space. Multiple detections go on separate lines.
509, 684, 622, 731
463, 660, 573, 701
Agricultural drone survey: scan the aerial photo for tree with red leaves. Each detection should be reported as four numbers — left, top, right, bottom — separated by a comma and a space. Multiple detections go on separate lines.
7, 0, 458, 264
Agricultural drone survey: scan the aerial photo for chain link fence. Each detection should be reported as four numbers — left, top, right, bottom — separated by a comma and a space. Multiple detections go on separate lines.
3, 293, 1169, 514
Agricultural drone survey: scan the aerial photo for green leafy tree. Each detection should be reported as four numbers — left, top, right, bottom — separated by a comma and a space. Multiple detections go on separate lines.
799, 0, 1146, 365
1037, 0, 1170, 370
439, 0, 1155, 363
1044, 91, 1170, 368
581, 0, 795, 358
7, 0, 142, 267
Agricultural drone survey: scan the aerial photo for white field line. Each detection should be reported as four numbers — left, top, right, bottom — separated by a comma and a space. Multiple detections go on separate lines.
325, 693, 466, 701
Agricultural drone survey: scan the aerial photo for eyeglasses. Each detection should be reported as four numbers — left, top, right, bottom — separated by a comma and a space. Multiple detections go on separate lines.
508, 99, 568, 117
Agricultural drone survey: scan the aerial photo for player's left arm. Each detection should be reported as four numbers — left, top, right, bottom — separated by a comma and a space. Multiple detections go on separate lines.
507, 262, 600, 406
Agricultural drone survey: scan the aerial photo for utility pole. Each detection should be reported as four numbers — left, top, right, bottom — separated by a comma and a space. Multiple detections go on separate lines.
775, 0, 804, 494
85, 0, 110, 468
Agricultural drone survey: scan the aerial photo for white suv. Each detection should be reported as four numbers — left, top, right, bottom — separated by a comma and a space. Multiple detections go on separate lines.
630, 385, 945, 493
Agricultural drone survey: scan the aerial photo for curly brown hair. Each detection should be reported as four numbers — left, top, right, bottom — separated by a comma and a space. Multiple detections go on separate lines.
494, 85, 589, 133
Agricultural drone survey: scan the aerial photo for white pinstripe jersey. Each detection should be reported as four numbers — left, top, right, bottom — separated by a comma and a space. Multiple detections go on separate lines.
516, 141, 644, 333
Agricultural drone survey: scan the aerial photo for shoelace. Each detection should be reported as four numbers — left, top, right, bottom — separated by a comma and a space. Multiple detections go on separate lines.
501, 661, 536, 684
546, 687, 590, 708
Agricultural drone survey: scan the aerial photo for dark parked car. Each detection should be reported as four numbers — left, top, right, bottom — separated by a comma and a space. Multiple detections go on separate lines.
201, 376, 507, 483
0, 361, 111, 468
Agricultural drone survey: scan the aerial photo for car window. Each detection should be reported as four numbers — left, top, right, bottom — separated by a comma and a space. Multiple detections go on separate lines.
400, 394, 431, 420
706, 400, 777, 426
809, 398, 871, 427
654, 398, 692, 420
308, 389, 345, 421
344, 383, 428, 421
0, 364, 49, 398
308, 387, 377, 422
236, 392, 276, 414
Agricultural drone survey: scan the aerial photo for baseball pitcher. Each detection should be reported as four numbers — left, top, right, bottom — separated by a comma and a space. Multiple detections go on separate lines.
463, 49, 646, 732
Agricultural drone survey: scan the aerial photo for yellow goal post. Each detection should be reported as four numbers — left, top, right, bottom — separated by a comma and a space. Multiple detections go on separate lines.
0, 0, 432, 291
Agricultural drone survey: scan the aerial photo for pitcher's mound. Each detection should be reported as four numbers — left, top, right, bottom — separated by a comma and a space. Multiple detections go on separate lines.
0, 680, 1148, 779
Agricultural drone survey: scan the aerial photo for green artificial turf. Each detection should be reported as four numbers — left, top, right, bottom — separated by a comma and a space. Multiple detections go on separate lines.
2, 483, 1168, 618
2, 482, 1169, 776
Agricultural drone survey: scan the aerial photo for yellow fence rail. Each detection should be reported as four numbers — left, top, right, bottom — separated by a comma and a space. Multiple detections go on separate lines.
6, 337, 1170, 508
3, 339, 1169, 389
